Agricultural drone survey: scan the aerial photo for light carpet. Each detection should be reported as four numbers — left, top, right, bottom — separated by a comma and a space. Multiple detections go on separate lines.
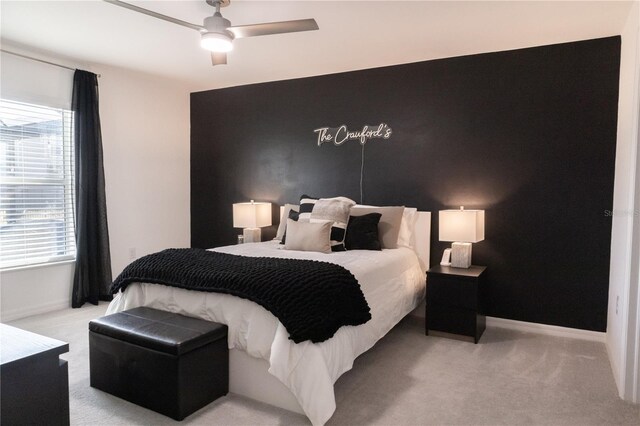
7, 304, 640, 425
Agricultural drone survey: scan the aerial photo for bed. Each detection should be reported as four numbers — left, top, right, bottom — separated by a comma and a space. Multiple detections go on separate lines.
106, 211, 430, 425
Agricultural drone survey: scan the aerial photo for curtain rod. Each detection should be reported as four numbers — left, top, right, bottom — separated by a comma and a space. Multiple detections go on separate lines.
1, 49, 101, 78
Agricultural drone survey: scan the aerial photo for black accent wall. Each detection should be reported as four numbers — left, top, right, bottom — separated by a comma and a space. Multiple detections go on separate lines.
191, 37, 621, 332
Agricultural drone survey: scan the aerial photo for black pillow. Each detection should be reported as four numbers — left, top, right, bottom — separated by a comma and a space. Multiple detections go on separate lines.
280, 209, 300, 245
298, 194, 319, 220
345, 213, 382, 251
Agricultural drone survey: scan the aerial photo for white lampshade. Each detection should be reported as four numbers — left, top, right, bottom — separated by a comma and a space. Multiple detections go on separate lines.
233, 201, 272, 228
439, 208, 485, 243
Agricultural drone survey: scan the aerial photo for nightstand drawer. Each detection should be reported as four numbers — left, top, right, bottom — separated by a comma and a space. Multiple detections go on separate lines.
427, 277, 477, 309
426, 304, 477, 337
425, 265, 486, 343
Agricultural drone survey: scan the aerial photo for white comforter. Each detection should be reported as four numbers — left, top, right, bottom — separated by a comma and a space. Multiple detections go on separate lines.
107, 241, 425, 425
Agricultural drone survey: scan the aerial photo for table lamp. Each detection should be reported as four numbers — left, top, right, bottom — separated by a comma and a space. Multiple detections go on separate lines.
439, 206, 485, 268
233, 200, 272, 243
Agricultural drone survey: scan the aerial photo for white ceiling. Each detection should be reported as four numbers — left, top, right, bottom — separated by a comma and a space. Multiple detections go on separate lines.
0, 1, 634, 92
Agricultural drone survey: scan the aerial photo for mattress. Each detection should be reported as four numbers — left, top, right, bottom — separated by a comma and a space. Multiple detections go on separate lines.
107, 240, 426, 425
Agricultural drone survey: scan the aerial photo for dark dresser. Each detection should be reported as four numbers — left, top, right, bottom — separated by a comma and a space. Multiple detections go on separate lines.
1, 323, 70, 425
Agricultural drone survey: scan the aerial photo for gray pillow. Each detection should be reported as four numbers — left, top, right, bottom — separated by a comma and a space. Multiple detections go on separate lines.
275, 204, 299, 241
349, 206, 405, 249
283, 219, 332, 253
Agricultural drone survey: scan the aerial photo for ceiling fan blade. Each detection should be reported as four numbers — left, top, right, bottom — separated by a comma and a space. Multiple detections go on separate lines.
211, 52, 227, 66
103, 0, 205, 32
228, 19, 318, 39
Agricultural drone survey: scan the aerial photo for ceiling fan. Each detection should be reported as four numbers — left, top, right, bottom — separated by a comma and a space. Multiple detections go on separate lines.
103, 0, 319, 66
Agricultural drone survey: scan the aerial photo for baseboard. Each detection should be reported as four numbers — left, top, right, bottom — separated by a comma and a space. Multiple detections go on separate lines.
486, 316, 606, 343
0, 299, 69, 322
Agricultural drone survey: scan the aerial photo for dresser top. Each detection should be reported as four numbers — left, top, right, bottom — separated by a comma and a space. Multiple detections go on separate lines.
0, 323, 68, 365
428, 265, 486, 278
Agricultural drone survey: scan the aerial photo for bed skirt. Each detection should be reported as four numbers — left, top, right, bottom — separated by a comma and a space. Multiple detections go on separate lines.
230, 348, 304, 415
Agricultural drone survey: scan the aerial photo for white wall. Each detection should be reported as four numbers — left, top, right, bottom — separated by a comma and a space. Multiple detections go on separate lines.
635, 238, 640, 400
627, 38, 640, 400
97, 64, 190, 276
629, 91, 640, 401
1, 262, 76, 320
607, 0, 640, 402
0, 49, 191, 321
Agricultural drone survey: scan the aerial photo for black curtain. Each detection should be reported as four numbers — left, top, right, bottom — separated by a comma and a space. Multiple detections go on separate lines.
71, 70, 113, 308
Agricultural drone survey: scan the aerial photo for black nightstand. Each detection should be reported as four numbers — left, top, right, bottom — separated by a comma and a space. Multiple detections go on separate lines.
425, 265, 486, 343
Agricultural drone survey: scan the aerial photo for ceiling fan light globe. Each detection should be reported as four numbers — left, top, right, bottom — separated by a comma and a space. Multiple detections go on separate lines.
201, 32, 234, 52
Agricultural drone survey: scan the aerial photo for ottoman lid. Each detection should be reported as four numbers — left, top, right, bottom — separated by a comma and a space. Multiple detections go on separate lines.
89, 307, 227, 356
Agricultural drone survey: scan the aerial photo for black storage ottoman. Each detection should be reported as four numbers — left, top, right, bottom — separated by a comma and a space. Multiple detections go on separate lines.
89, 307, 228, 420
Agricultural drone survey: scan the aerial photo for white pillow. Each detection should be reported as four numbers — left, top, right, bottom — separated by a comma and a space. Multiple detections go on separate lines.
398, 207, 418, 249
310, 196, 356, 251
283, 219, 332, 253
274, 204, 299, 241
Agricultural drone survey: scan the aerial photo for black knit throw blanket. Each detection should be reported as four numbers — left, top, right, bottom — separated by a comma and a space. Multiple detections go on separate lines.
111, 248, 371, 343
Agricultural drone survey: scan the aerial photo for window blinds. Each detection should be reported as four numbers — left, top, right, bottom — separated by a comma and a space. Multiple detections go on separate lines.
0, 99, 75, 268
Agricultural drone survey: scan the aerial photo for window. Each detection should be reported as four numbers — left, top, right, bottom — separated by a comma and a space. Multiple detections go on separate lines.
0, 99, 75, 268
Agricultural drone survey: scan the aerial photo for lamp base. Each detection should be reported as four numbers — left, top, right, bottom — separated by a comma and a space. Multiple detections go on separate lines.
243, 228, 261, 243
451, 242, 472, 268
